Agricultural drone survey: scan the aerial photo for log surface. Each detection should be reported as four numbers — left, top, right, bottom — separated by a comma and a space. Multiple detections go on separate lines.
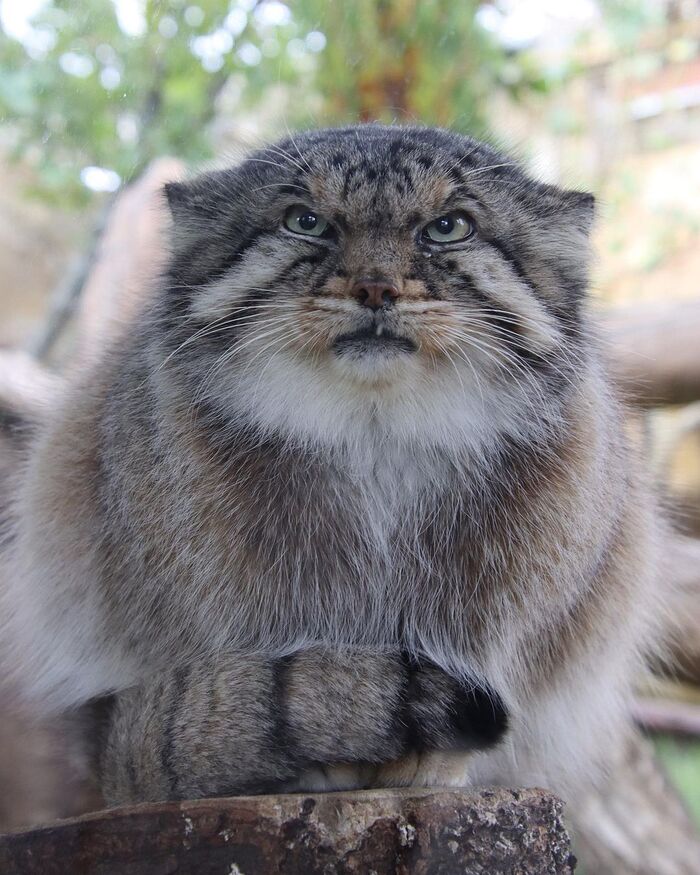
0, 787, 575, 875
603, 300, 700, 407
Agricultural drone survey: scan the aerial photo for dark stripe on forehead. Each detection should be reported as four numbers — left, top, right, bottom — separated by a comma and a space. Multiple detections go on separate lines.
341, 165, 362, 199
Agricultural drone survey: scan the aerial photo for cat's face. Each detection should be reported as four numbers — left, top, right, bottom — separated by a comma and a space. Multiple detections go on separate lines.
163, 126, 594, 450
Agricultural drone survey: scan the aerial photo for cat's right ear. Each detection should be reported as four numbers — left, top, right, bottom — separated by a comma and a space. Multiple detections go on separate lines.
164, 181, 190, 220
163, 181, 210, 224
163, 180, 211, 248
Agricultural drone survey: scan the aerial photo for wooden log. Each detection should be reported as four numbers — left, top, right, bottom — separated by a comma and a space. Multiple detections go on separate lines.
0, 787, 575, 875
602, 300, 700, 407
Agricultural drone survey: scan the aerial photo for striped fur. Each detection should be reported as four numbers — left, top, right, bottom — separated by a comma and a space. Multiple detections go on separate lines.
99, 650, 506, 805
2, 125, 663, 804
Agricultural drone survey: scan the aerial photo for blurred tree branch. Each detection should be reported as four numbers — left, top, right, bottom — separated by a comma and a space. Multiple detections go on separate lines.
604, 301, 700, 408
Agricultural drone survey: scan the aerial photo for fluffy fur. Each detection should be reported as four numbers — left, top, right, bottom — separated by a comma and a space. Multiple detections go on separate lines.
0, 353, 98, 829
99, 650, 507, 805
3, 124, 661, 802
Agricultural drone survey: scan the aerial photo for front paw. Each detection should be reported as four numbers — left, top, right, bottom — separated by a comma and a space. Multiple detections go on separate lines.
403, 657, 509, 752
374, 749, 472, 789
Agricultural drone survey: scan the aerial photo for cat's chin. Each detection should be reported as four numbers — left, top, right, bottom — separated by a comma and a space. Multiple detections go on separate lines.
332, 326, 417, 356
330, 340, 417, 385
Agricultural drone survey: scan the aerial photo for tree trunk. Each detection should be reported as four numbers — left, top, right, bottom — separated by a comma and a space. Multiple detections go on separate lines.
0, 787, 575, 875
603, 300, 700, 407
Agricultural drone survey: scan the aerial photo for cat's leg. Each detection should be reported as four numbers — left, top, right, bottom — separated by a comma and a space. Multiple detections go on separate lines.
374, 660, 509, 790
98, 650, 409, 805
98, 650, 509, 805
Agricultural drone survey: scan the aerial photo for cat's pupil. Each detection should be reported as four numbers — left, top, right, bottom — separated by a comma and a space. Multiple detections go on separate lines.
437, 216, 454, 234
299, 212, 318, 231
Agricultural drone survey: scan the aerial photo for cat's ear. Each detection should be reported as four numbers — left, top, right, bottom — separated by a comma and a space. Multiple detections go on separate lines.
163, 181, 190, 221
162, 180, 217, 248
535, 183, 596, 235
163, 181, 215, 224
163, 169, 241, 248
559, 189, 595, 233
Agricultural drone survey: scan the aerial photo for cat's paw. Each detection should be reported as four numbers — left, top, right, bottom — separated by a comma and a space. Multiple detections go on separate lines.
373, 749, 472, 789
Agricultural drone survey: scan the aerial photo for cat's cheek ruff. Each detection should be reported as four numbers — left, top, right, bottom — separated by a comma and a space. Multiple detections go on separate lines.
186, 294, 571, 459
204, 340, 568, 466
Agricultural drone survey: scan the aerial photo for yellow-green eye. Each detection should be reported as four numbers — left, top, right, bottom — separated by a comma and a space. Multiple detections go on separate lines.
284, 205, 331, 237
422, 212, 473, 243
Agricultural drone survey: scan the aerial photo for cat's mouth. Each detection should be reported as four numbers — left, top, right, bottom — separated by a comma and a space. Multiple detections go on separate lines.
332, 324, 417, 356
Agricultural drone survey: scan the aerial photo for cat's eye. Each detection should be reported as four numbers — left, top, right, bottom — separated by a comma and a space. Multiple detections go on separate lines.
422, 212, 473, 244
284, 205, 331, 238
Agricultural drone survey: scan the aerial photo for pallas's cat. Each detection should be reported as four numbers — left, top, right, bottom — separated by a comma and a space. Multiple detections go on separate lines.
4, 125, 660, 803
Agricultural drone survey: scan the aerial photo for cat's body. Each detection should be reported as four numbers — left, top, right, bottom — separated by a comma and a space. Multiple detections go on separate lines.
4, 125, 661, 803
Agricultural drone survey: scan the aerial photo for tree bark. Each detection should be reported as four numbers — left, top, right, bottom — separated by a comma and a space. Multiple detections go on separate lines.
602, 300, 700, 407
0, 787, 575, 875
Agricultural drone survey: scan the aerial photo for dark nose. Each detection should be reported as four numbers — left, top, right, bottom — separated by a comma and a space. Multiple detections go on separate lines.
351, 278, 400, 311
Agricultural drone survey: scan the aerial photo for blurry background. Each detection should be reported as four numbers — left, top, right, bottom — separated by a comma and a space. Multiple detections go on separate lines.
2, 0, 700, 869
3, 0, 700, 348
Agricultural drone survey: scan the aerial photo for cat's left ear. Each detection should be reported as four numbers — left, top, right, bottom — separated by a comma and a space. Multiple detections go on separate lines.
558, 189, 595, 232
163, 180, 216, 225
536, 183, 596, 234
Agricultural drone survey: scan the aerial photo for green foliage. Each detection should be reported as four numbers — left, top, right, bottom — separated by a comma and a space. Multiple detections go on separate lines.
599, 0, 666, 46
297, 0, 494, 131
0, 0, 550, 204
0, 0, 302, 202
654, 734, 700, 826
293, 0, 553, 134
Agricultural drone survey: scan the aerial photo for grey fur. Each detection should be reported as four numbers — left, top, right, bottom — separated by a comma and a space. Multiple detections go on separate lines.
99, 650, 504, 805
3, 125, 663, 803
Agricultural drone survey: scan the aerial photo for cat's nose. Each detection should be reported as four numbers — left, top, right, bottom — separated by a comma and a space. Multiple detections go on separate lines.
351, 278, 400, 311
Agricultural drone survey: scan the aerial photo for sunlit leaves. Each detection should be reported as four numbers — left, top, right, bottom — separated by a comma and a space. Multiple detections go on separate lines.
0, 0, 553, 205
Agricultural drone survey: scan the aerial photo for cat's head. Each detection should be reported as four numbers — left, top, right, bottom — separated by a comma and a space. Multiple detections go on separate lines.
160, 125, 594, 452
